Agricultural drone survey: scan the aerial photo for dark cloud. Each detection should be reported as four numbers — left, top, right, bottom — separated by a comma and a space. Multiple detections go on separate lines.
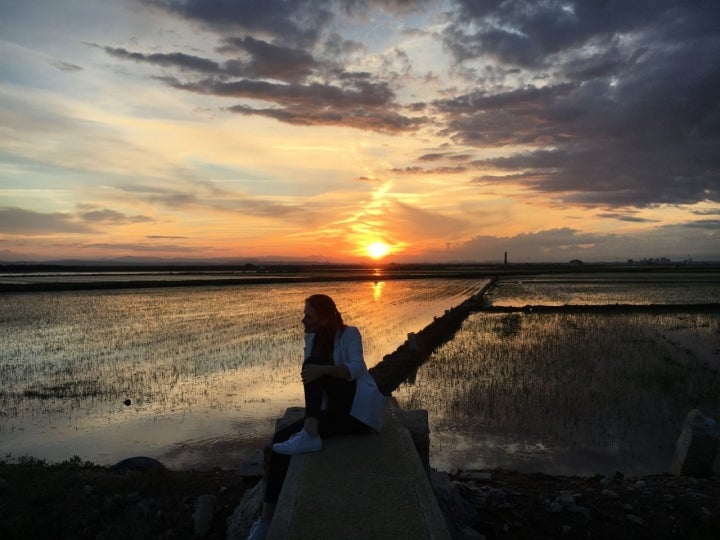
117, 184, 318, 222
0, 207, 153, 235
390, 165, 467, 174
144, 0, 332, 47
173, 75, 393, 107
429, 221, 720, 263
219, 36, 320, 82
51, 60, 82, 72
436, 1, 720, 208
105, 47, 221, 73
682, 219, 720, 230
596, 213, 659, 223
417, 153, 447, 162
445, 0, 682, 68
83, 242, 209, 253
438, 227, 611, 263
107, 39, 321, 83
227, 103, 415, 133
80, 209, 153, 224
108, 30, 417, 133
0, 207, 93, 234
167, 75, 418, 133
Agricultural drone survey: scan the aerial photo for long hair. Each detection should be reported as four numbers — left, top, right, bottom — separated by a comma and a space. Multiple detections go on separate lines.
305, 294, 346, 333
305, 294, 346, 360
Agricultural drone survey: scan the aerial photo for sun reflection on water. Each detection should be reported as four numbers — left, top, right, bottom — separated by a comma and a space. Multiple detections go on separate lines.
371, 281, 385, 301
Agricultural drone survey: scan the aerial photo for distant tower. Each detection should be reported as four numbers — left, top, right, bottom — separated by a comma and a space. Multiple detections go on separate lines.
504, 251, 508, 265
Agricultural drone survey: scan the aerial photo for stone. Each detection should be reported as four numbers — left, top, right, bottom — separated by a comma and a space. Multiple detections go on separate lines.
671, 409, 720, 478
192, 494, 216, 537
460, 526, 486, 540
227, 478, 264, 540
111, 456, 165, 472
601, 489, 619, 499
457, 470, 492, 481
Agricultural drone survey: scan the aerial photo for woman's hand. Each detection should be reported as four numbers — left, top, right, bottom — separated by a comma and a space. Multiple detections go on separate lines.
301, 364, 326, 383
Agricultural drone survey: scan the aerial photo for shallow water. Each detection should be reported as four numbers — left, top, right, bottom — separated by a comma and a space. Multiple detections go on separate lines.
395, 309, 720, 476
0, 278, 486, 468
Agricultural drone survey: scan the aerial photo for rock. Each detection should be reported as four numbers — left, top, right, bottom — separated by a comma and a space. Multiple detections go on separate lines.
111, 456, 165, 472
671, 409, 720, 478
626, 514, 644, 526
460, 526, 485, 540
568, 506, 591, 519
557, 492, 575, 506
601, 489, 619, 499
457, 470, 493, 481
431, 471, 478, 538
227, 479, 264, 540
192, 494, 216, 537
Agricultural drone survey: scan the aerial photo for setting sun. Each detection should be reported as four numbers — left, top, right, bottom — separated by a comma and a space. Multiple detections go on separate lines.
366, 241, 390, 260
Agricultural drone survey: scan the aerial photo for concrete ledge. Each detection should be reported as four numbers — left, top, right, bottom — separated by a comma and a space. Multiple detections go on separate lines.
267, 399, 450, 540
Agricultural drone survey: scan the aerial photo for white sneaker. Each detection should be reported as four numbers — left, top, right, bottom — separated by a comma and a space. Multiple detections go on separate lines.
247, 519, 270, 540
272, 428, 322, 455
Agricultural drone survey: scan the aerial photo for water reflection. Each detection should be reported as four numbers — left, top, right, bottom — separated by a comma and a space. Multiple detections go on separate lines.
488, 273, 720, 306
0, 278, 486, 467
372, 281, 385, 301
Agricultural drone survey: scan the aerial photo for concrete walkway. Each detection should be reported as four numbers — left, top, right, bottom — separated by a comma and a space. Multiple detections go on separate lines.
267, 400, 450, 540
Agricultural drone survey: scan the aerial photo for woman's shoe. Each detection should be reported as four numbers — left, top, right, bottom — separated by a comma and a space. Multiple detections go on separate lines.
246, 519, 270, 540
272, 428, 322, 455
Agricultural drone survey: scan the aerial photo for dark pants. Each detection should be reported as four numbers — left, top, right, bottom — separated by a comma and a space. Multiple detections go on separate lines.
263, 356, 370, 504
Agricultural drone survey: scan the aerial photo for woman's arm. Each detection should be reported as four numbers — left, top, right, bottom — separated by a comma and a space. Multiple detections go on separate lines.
337, 326, 366, 381
301, 363, 350, 383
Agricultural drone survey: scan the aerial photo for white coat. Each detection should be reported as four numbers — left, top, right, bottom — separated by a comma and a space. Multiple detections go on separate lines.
304, 326, 384, 431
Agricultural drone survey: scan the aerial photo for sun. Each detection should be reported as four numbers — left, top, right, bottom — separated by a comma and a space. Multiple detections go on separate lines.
366, 241, 390, 260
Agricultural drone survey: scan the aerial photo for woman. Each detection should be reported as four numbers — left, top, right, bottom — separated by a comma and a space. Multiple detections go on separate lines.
247, 294, 385, 540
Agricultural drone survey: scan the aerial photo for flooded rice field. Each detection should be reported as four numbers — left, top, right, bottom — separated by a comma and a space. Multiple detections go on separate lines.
0, 278, 485, 469
1, 270, 718, 477
485, 271, 720, 306
395, 309, 720, 476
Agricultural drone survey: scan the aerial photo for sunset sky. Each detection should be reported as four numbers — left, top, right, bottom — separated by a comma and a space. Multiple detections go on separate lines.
1, 0, 718, 263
